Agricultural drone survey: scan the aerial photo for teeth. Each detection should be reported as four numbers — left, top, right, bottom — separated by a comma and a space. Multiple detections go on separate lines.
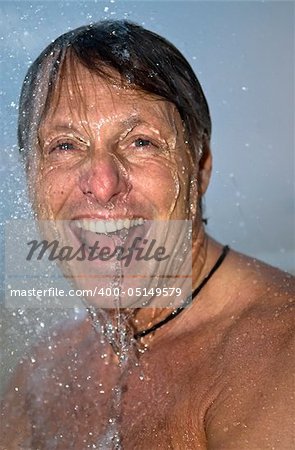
105, 221, 116, 233
95, 221, 107, 234
75, 218, 145, 234
88, 221, 97, 233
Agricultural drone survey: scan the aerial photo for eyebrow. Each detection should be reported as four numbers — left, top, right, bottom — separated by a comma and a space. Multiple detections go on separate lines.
39, 123, 90, 146
42, 115, 152, 135
40, 111, 172, 146
120, 115, 172, 134
121, 115, 144, 128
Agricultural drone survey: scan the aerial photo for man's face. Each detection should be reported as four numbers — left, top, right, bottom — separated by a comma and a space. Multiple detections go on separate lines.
30, 61, 199, 225
26, 61, 206, 307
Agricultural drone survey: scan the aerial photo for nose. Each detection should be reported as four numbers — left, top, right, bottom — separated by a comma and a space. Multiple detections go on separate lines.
79, 155, 129, 206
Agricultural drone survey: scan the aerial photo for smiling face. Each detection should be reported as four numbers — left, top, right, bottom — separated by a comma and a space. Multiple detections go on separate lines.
26, 59, 210, 307
29, 60, 202, 226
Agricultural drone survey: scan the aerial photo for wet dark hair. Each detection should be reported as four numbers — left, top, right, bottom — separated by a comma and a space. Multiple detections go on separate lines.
18, 19, 211, 164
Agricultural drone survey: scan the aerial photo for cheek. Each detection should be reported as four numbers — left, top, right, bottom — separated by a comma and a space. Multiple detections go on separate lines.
131, 158, 179, 202
170, 150, 199, 216
31, 167, 76, 218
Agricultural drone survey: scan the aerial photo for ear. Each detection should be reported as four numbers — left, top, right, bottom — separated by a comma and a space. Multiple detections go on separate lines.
199, 141, 212, 195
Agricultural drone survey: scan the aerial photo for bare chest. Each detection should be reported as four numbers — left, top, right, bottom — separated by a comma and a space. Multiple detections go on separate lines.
26, 335, 215, 449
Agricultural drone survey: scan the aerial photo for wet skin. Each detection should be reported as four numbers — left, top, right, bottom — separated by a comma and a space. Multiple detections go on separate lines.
32, 63, 199, 224
1, 253, 294, 449
1, 64, 294, 449
29, 62, 207, 303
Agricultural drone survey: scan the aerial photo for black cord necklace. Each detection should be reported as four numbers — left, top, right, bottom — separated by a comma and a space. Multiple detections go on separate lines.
134, 245, 230, 340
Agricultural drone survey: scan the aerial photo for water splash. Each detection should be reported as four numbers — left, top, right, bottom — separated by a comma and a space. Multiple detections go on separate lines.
85, 229, 142, 449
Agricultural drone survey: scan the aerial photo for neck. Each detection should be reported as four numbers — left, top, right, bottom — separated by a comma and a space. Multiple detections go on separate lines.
87, 226, 214, 348
128, 225, 209, 341
87, 231, 230, 352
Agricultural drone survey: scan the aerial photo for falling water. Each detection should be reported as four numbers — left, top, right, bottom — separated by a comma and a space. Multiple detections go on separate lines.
84, 229, 144, 449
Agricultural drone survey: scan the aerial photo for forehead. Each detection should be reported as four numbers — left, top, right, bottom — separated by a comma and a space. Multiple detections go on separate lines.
41, 61, 183, 134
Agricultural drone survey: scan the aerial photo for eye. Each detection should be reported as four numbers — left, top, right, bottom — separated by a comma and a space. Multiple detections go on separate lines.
133, 138, 153, 148
56, 142, 75, 151
49, 141, 77, 153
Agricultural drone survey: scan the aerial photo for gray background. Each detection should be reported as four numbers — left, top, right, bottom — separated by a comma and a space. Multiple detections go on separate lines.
0, 0, 294, 396
0, 0, 294, 273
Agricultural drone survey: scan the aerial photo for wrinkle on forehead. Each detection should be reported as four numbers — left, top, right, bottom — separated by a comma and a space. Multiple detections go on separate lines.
39, 58, 185, 149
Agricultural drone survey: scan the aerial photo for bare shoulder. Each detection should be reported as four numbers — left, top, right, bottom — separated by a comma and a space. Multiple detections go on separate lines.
224, 248, 294, 342
205, 249, 295, 449
219, 248, 295, 382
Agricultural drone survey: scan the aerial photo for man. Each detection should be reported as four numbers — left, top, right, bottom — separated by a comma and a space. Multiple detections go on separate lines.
1, 20, 294, 449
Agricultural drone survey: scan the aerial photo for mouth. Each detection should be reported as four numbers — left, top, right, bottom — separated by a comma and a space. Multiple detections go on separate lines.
74, 218, 145, 235
66, 218, 149, 254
